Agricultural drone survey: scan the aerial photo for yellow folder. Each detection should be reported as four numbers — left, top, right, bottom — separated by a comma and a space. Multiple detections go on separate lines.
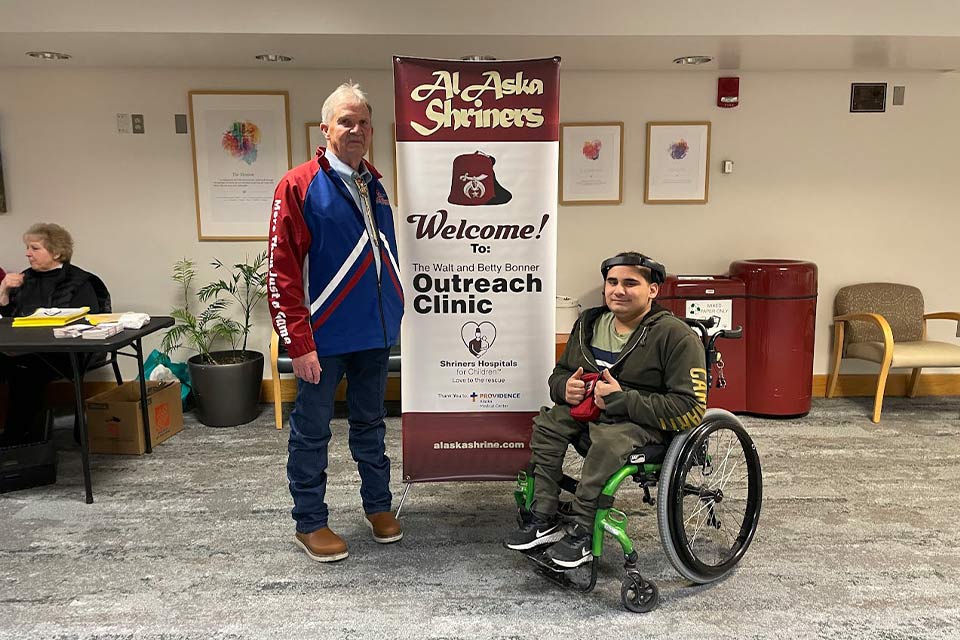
85, 313, 126, 325
12, 307, 91, 327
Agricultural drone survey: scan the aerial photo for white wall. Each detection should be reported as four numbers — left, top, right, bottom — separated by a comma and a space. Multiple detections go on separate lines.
1, 67, 958, 378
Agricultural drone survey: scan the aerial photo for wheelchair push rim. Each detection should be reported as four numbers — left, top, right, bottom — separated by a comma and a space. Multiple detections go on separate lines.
658, 414, 763, 584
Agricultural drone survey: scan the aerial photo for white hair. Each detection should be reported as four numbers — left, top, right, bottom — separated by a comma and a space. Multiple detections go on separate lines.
321, 82, 372, 124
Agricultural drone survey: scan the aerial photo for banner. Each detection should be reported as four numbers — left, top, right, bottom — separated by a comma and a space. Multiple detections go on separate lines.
394, 57, 560, 482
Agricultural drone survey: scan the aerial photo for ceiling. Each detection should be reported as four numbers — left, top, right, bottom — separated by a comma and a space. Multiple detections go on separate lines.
3, 1, 960, 72
2, 33, 960, 72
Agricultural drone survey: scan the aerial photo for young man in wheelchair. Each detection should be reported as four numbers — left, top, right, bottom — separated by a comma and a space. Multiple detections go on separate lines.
504, 251, 707, 568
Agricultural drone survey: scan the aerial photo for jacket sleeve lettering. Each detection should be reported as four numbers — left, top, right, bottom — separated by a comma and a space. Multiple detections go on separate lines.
268, 175, 315, 359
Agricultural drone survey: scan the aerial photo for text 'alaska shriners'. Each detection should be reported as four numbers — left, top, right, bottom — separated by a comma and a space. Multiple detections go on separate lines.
409, 71, 545, 136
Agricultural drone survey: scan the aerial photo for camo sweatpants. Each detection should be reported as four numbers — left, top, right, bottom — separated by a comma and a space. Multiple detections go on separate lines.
529, 404, 664, 529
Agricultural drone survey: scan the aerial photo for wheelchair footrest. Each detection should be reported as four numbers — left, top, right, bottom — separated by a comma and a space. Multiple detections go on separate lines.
521, 548, 565, 573
520, 548, 598, 593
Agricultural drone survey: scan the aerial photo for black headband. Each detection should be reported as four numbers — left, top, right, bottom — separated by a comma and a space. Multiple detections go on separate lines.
600, 254, 666, 284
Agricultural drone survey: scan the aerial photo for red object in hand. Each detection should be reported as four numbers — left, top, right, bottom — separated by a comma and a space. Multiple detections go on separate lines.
570, 372, 601, 422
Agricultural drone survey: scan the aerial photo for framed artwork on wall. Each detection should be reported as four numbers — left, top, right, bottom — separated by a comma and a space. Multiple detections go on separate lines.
188, 90, 291, 240
644, 121, 711, 204
305, 122, 373, 164
559, 122, 624, 205
391, 122, 398, 208
0, 145, 6, 213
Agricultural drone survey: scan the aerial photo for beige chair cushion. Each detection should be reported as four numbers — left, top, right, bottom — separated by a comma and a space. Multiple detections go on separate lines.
835, 283, 924, 344
846, 341, 960, 368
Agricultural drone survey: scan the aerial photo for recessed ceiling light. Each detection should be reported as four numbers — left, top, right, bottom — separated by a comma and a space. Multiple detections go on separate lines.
460, 55, 497, 61
255, 53, 293, 63
25, 51, 72, 61
673, 55, 713, 65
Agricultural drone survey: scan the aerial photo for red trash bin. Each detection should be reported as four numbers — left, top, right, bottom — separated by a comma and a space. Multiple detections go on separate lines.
659, 275, 747, 412
728, 259, 818, 417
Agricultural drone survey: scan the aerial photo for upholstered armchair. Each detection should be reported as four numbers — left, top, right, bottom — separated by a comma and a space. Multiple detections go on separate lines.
826, 283, 960, 422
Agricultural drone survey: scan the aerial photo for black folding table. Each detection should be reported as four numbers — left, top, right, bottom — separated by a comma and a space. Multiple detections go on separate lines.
0, 316, 174, 503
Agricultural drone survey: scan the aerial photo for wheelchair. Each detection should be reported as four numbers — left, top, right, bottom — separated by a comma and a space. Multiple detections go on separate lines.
512, 319, 763, 613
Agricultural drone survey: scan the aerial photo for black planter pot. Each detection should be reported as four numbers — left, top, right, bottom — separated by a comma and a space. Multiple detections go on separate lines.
187, 350, 264, 427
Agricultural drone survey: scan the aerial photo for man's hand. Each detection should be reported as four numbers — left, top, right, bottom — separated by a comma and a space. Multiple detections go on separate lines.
593, 369, 622, 410
565, 366, 586, 405
292, 351, 322, 384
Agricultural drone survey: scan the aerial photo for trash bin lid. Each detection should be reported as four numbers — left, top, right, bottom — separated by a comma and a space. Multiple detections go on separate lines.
660, 274, 746, 298
729, 259, 818, 298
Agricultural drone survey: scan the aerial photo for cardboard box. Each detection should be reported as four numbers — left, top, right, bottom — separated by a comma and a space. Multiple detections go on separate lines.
85, 381, 183, 455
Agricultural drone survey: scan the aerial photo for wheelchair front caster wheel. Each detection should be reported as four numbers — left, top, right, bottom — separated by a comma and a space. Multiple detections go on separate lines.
621, 574, 659, 613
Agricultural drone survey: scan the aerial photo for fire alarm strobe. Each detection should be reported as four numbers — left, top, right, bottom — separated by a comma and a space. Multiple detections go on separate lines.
717, 77, 739, 108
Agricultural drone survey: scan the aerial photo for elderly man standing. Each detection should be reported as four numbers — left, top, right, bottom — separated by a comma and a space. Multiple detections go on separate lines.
268, 82, 404, 562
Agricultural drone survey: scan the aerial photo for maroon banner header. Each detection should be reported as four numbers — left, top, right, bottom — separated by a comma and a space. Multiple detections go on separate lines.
393, 56, 560, 143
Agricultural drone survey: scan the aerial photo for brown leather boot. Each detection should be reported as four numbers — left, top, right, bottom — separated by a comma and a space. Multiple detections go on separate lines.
294, 527, 348, 562
364, 511, 403, 544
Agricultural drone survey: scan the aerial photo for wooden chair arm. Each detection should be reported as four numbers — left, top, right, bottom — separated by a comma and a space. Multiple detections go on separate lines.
924, 312, 960, 337
833, 312, 894, 355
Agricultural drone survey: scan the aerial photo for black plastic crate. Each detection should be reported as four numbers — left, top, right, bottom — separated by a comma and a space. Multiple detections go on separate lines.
0, 439, 57, 493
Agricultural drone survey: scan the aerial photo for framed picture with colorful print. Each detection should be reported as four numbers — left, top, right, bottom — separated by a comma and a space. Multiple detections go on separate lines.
188, 90, 291, 240
644, 121, 711, 204
559, 122, 624, 205
305, 121, 373, 164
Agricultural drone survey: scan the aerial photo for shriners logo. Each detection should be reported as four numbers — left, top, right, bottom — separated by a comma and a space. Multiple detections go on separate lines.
448, 151, 512, 206
461, 173, 486, 200
461, 321, 497, 357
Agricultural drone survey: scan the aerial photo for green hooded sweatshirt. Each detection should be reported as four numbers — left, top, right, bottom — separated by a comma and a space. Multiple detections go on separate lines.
549, 304, 708, 431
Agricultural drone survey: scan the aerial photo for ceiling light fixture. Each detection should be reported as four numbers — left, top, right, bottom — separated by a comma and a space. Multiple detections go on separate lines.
673, 55, 713, 65
25, 51, 72, 61
255, 53, 293, 63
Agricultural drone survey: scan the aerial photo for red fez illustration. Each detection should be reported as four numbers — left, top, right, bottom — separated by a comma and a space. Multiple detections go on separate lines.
447, 151, 512, 206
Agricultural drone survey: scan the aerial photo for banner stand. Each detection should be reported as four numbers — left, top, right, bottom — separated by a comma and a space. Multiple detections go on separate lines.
394, 56, 561, 487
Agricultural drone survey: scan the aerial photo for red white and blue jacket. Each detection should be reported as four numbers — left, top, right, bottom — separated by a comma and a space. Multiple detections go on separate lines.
268, 148, 404, 358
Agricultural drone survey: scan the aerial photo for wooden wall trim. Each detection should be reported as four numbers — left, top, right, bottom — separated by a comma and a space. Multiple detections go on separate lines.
42, 373, 960, 407
44, 377, 401, 405
812, 373, 960, 397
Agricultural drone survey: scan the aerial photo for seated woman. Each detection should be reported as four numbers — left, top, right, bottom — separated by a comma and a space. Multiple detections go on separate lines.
0, 223, 107, 445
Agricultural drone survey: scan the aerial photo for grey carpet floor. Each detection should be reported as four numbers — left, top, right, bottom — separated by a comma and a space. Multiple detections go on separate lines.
2, 397, 959, 639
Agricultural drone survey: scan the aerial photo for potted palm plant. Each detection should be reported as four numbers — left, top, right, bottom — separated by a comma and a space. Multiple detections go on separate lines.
161, 252, 267, 427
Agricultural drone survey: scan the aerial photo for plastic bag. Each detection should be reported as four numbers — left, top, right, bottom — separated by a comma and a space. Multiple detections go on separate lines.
143, 349, 192, 409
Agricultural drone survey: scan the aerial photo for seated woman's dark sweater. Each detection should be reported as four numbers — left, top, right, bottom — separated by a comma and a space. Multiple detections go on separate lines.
1, 264, 104, 445
0, 263, 101, 318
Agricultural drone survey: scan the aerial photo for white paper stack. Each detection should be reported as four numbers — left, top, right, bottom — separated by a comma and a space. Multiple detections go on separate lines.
53, 324, 95, 338
82, 323, 124, 339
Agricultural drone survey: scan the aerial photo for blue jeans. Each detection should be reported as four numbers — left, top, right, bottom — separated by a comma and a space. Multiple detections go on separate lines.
287, 347, 392, 533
